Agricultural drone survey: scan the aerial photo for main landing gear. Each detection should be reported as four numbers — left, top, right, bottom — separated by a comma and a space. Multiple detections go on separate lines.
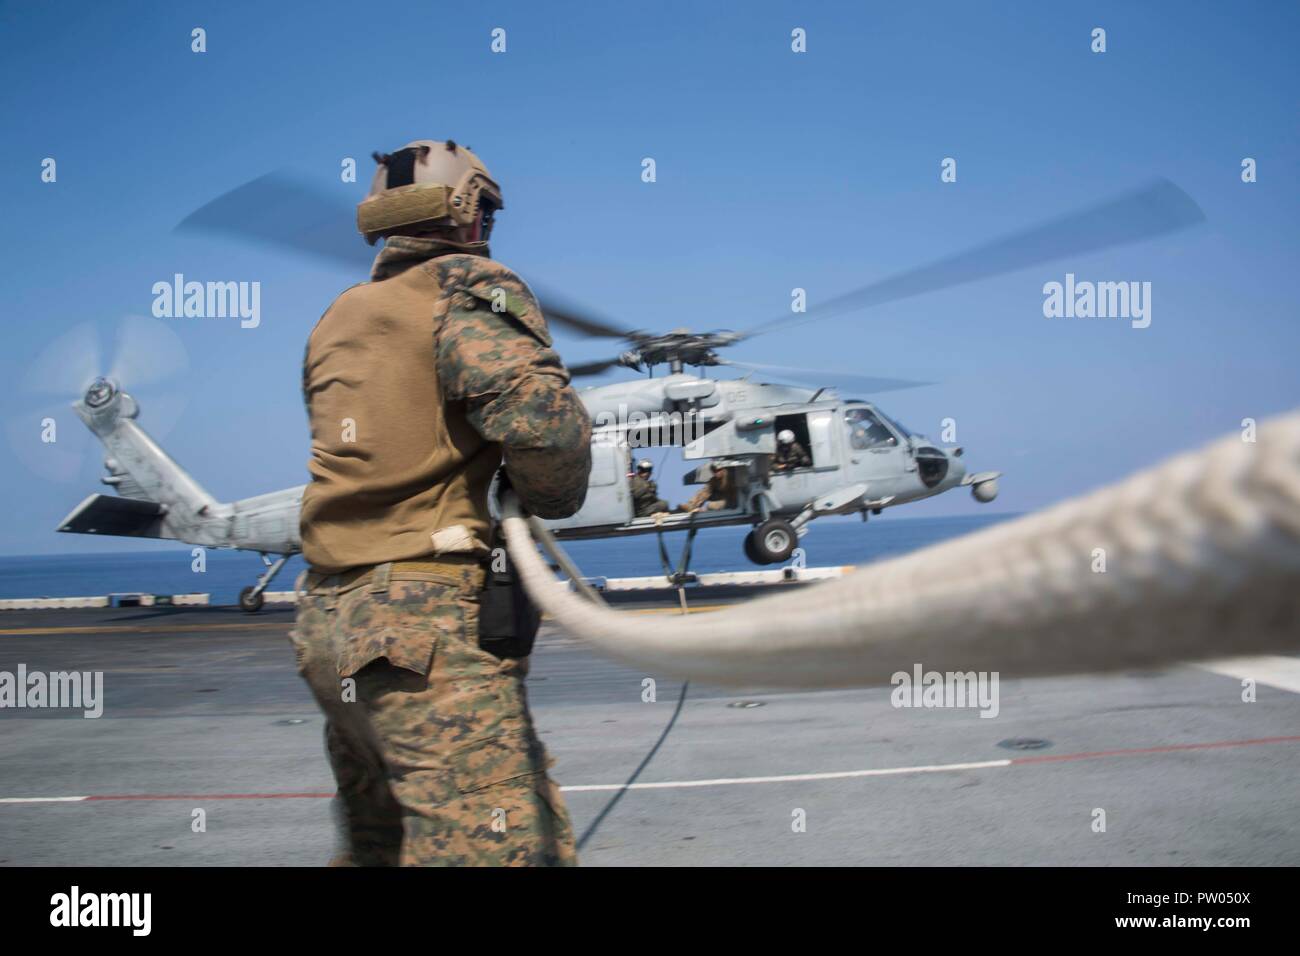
238, 553, 289, 612
743, 518, 798, 565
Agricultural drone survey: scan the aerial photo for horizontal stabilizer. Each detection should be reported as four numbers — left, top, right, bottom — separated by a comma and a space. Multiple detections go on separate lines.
57, 494, 168, 539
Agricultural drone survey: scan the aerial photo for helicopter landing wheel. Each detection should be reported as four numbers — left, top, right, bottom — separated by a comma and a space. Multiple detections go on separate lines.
749, 518, 797, 565
743, 529, 762, 564
238, 586, 265, 613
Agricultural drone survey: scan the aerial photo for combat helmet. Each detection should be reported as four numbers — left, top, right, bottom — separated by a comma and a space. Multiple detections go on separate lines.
358, 140, 503, 245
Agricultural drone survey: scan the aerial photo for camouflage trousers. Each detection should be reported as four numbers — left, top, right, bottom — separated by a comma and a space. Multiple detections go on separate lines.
289, 558, 577, 867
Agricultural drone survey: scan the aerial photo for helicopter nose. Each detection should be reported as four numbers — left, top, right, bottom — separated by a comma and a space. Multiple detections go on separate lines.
946, 449, 967, 485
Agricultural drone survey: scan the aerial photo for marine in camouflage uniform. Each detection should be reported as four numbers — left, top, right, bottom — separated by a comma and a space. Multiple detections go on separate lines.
292, 141, 591, 867
629, 460, 669, 517
680, 465, 733, 512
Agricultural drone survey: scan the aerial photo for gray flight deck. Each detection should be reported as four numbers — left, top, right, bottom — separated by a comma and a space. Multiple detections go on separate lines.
0, 598, 1297, 866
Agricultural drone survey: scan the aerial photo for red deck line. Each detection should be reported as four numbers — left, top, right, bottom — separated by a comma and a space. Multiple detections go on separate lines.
1010, 735, 1300, 766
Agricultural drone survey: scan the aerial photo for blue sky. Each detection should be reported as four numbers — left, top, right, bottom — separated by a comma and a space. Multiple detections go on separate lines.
1, 0, 1297, 556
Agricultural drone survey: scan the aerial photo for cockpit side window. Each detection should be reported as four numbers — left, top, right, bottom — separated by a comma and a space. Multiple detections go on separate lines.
845, 408, 898, 450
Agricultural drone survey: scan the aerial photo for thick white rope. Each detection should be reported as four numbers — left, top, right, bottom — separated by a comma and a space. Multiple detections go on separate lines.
505, 413, 1300, 687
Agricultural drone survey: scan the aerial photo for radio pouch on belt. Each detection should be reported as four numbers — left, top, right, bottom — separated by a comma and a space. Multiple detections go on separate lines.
477, 525, 541, 660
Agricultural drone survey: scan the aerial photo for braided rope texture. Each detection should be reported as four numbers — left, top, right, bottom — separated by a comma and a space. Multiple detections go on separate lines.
506, 412, 1300, 687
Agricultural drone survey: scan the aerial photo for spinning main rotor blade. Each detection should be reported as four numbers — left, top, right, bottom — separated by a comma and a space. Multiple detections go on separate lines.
567, 357, 626, 377
177, 172, 640, 339
719, 360, 932, 394
529, 288, 640, 340
176, 171, 371, 269
741, 178, 1206, 339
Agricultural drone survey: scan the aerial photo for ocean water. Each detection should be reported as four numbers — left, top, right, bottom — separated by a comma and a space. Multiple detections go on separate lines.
0, 513, 1016, 606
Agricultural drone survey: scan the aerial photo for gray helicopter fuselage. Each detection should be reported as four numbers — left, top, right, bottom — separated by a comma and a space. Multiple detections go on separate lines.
551, 374, 985, 537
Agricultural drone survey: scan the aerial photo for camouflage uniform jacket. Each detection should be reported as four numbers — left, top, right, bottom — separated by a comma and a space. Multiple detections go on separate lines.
300, 235, 592, 572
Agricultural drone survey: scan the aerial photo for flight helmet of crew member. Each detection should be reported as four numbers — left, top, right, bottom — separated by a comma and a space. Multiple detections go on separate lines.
777, 429, 796, 445
357, 140, 504, 247
636, 459, 654, 477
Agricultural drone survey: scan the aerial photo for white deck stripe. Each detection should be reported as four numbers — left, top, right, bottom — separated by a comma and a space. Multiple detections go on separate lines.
1198, 656, 1300, 694
0, 761, 1013, 804
0, 796, 89, 804
4, 735, 1295, 803
560, 759, 1012, 793
0, 760, 1011, 804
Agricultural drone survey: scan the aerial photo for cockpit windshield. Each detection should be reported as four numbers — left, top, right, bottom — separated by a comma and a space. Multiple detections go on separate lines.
844, 407, 900, 449
882, 412, 912, 438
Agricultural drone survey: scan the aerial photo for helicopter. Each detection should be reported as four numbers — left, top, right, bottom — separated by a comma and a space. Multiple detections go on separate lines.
52, 176, 1204, 609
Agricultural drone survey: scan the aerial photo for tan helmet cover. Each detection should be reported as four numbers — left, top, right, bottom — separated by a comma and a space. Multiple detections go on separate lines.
357, 140, 503, 244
